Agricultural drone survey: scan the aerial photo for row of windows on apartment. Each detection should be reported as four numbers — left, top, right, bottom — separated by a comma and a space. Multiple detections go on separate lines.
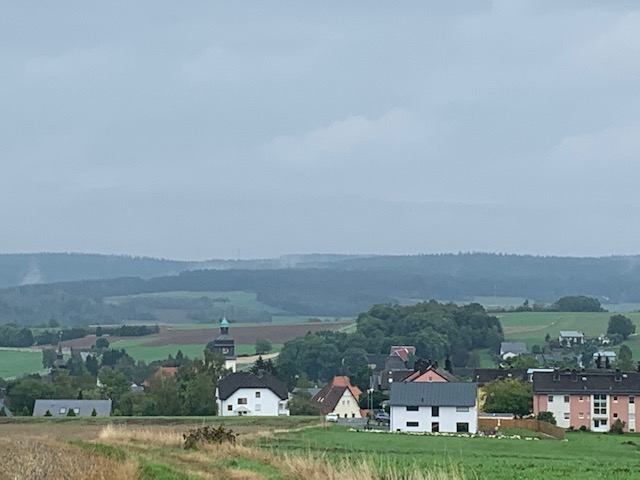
404, 421, 469, 433
405, 406, 469, 414
548, 395, 634, 403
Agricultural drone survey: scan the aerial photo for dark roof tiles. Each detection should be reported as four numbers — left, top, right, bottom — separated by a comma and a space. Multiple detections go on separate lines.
217, 372, 288, 400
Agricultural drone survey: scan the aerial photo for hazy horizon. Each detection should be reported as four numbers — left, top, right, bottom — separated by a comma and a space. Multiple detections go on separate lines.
3, 1, 640, 260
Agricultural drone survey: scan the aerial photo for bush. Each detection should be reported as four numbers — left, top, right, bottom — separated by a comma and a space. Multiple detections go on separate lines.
536, 411, 556, 425
91, 408, 97, 417
66, 409, 76, 417
579, 425, 588, 431
44, 409, 52, 417
0, 407, 6, 417
183, 426, 236, 450
610, 419, 626, 434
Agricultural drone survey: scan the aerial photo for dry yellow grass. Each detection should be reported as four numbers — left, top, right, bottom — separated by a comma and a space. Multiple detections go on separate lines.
0, 436, 138, 480
98, 424, 184, 447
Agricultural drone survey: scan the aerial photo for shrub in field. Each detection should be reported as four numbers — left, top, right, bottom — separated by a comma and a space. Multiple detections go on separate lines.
536, 411, 556, 425
183, 426, 236, 449
91, 408, 97, 417
610, 419, 626, 434
0, 407, 6, 416
67, 409, 76, 417
44, 409, 52, 417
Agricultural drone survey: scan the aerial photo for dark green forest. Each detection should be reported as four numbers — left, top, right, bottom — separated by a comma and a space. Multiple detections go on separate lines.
1, 252, 640, 325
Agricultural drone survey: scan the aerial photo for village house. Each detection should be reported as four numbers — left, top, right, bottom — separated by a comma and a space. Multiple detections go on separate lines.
312, 375, 363, 419
217, 371, 289, 416
558, 331, 585, 346
533, 369, 640, 432
32, 399, 112, 417
389, 382, 478, 433
499, 342, 528, 360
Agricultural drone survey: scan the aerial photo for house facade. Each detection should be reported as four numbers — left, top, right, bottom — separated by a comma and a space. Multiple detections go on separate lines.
313, 375, 362, 419
559, 331, 585, 346
217, 372, 289, 416
533, 370, 640, 432
500, 342, 528, 360
389, 382, 478, 433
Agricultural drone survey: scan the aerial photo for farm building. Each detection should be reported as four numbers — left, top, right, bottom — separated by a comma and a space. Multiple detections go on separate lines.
389, 382, 478, 433
217, 371, 289, 416
32, 399, 112, 417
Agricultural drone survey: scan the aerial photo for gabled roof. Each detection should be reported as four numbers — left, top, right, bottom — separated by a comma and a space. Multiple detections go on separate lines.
390, 346, 416, 362
559, 331, 584, 337
500, 342, 527, 355
217, 372, 288, 400
533, 370, 640, 395
389, 382, 477, 407
402, 366, 458, 383
312, 376, 362, 414
33, 399, 112, 417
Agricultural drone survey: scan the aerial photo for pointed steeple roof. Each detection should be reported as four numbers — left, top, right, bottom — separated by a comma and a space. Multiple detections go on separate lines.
221, 317, 229, 327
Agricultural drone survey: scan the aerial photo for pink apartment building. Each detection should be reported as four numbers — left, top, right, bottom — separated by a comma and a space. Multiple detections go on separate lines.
533, 369, 639, 432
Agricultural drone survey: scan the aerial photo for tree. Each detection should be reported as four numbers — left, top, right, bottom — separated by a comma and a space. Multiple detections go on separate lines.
607, 315, 636, 340
536, 411, 556, 425
287, 391, 320, 415
66, 408, 76, 417
95, 337, 110, 349
619, 344, 634, 371
255, 338, 272, 355
0, 407, 6, 417
482, 378, 532, 418
48, 318, 60, 328
553, 296, 603, 312
610, 419, 626, 434
91, 407, 97, 417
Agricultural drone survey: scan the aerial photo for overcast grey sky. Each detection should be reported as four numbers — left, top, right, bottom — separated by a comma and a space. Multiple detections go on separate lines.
2, 1, 640, 260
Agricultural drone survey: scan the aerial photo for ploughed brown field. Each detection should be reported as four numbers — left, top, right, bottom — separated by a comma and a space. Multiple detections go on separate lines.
60, 322, 351, 349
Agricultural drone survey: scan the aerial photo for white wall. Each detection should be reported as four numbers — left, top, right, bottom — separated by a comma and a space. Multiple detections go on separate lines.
330, 390, 362, 419
218, 388, 289, 417
390, 404, 477, 433
546, 394, 570, 429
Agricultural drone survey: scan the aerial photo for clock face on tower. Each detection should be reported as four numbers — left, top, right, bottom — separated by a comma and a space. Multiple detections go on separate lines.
222, 347, 229, 354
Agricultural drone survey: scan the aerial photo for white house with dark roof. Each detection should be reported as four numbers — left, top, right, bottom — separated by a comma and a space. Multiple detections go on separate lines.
217, 372, 289, 416
389, 382, 478, 433
559, 331, 585, 346
500, 342, 528, 360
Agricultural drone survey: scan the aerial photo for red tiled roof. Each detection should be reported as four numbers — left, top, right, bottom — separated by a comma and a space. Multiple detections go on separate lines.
312, 376, 362, 414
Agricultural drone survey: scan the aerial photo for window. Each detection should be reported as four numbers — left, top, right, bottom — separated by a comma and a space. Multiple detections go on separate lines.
255, 404, 261, 411
548, 395, 554, 403
431, 422, 439, 433
59, 408, 67, 414
406, 406, 419, 412
227, 405, 232, 411
614, 396, 618, 403
631, 396, 635, 404
255, 392, 261, 398
579, 396, 584, 402
630, 414, 636, 422
594, 394, 607, 415
564, 413, 569, 420
456, 407, 469, 412
579, 413, 584, 419
432, 406, 440, 417
406, 421, 419, 427
238, 398, 248, 405
456, 422, 469, 433
613, 413, 618, 419
73, 408, 79, 414
564, 396, 570, 403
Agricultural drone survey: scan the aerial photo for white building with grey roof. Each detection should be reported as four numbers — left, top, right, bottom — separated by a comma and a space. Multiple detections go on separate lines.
389, 382, 478, 433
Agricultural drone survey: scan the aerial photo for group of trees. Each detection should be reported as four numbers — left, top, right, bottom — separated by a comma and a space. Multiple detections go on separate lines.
276, 301, 504, 389
4, 343, 229, 417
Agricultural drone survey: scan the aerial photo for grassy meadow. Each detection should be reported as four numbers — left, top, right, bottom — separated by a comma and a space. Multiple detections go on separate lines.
0, 349, 45, 378
2, 418, 640, 479
498, 310, 640, 356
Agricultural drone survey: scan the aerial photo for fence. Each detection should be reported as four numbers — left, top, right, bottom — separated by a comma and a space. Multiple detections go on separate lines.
478, 418, 565, 440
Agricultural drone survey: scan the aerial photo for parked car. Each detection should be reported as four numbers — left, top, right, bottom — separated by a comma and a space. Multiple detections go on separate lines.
374, 411, 390, 423
325, 412, 339, 422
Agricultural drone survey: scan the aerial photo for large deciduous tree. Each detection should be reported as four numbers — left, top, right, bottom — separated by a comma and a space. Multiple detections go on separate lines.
482, 378, 532, 418
608, 315, 636, 340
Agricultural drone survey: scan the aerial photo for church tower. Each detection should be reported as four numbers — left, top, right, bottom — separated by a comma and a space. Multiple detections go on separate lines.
210, 317, 236, 372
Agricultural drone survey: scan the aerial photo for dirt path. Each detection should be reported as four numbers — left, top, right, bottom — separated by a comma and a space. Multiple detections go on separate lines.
236, 352, 279, 364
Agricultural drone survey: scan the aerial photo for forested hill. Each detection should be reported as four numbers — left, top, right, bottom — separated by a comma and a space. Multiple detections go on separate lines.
3, 252, 640, 325
0, 253, 366, 289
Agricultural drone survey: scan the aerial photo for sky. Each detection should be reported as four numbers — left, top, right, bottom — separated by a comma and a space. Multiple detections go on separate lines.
2, 1, 640, 260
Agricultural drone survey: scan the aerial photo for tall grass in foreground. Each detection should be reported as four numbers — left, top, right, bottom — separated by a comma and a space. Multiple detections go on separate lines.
96, 425, 466, 480
0, 437, 138, 480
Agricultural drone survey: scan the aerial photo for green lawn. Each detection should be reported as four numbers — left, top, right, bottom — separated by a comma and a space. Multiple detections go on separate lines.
0, 349, 44, 379
263, 426, 640, 479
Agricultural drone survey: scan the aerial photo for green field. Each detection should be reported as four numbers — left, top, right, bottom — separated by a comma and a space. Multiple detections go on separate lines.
264, 426, 640, 479
0, 349, 44, 379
